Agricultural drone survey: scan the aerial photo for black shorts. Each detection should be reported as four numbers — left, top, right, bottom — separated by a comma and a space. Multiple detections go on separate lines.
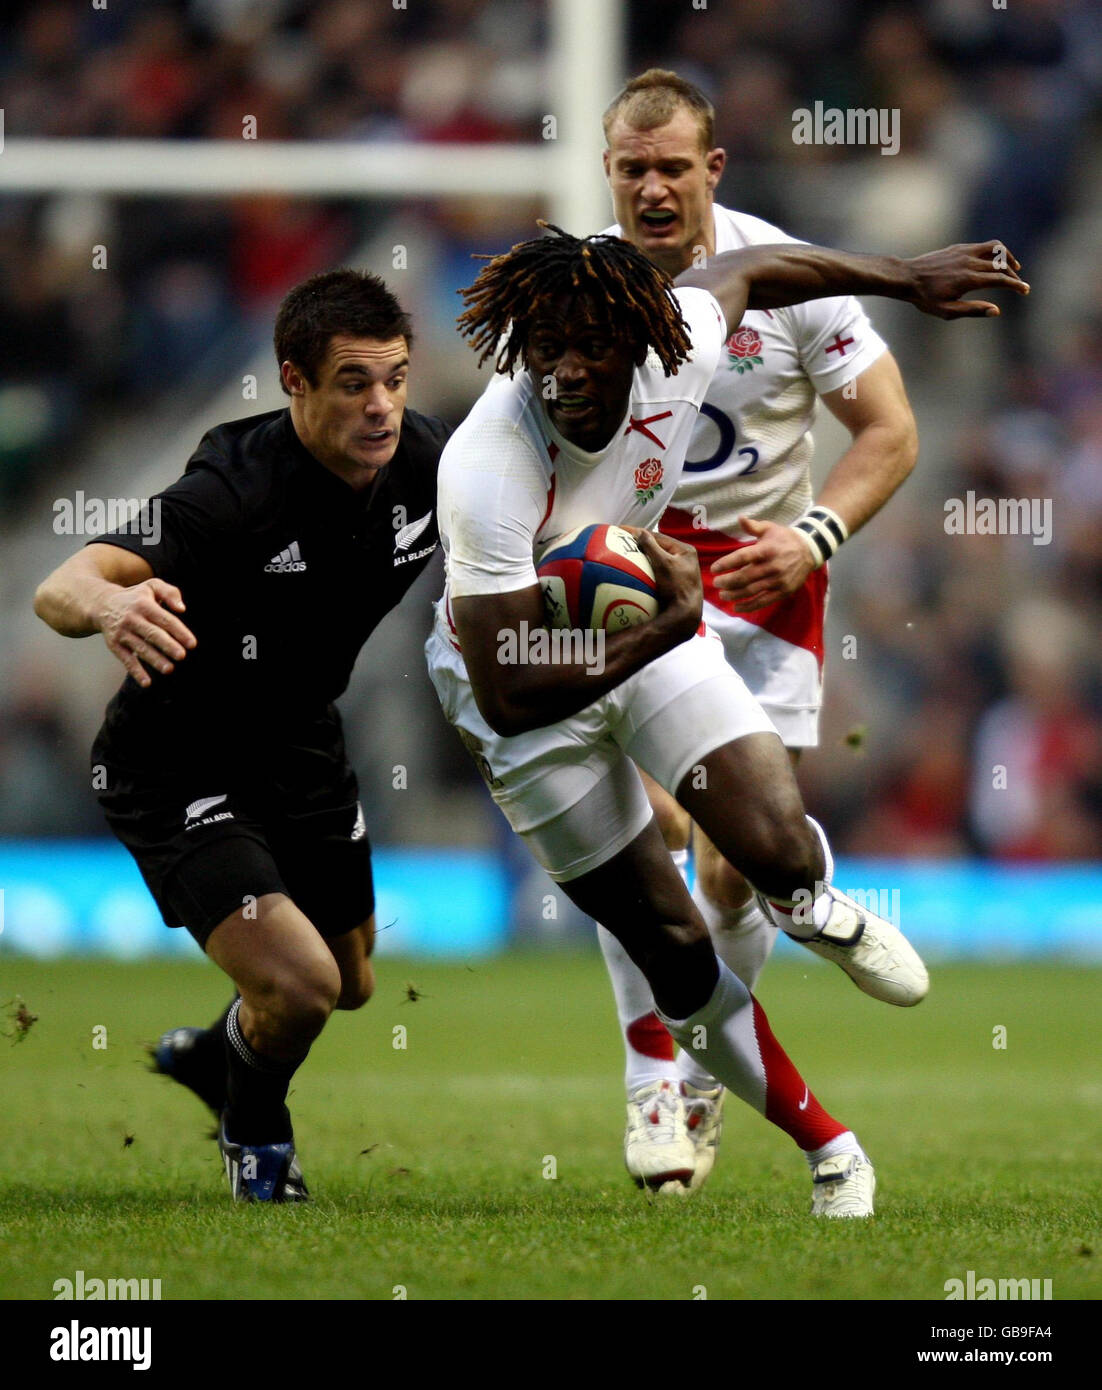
92, 731, 375, 949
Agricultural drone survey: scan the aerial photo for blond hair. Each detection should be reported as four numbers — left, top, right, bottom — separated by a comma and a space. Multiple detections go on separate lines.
602, 68, 715, 153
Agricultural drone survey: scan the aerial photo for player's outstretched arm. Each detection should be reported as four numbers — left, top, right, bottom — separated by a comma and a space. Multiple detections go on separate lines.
676, 240, 1029, 335
452, 531, 702, 737
34, 544, 196, 688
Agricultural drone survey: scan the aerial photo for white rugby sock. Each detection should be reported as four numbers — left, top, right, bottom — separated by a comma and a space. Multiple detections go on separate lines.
803, 1130, 864, 1169
597, 924, 678, 1090
697, 890, 776, 991
596, 847, 690, 1092
676, 890, 776, 1090
761, 815, 835, 940
658, 962, 851, 1151
661, 963, 765, 1113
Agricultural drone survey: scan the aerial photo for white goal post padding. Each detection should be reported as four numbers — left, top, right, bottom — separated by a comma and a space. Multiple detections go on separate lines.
0, 0, 624, 238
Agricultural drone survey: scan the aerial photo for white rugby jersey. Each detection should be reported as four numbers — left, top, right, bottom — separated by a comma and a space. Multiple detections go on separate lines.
602, 205, 888, 535
438, 286, 726, 612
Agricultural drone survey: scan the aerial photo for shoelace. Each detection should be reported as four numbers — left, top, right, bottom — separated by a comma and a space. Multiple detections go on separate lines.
635, 1087, 683, 1145
684, 1098, 716, 1133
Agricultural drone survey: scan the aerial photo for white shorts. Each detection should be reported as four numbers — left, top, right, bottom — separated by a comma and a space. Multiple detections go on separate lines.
703, 596, 824, 748
659, 509, 828, 748
426, 618, 779, 882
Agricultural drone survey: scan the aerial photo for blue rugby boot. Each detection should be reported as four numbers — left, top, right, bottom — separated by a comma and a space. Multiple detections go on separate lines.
218, 1116, 310, 1203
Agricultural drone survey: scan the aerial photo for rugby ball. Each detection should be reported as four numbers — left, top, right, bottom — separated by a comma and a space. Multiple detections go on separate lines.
536, 524, 659, 631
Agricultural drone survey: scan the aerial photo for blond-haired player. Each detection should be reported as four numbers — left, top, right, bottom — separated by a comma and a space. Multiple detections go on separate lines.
597, 70, 972, 1190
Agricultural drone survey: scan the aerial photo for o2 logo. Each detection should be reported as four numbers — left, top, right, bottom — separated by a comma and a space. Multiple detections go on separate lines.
684, 404, 761, 475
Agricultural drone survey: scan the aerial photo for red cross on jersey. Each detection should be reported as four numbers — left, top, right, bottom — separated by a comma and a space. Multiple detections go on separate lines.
624, 411, 674, 449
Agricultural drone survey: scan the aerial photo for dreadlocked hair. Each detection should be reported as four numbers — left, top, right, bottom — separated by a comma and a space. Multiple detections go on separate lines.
456, 221, 693, 377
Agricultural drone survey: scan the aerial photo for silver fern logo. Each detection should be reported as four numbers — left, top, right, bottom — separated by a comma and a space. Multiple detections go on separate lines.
395, 511, 432, 551
185, 794, 228, 824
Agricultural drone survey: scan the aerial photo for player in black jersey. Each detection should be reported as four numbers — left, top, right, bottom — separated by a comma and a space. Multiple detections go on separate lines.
34, 269, 450, 1203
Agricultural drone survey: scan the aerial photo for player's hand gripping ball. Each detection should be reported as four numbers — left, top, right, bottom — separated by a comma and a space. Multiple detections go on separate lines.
536, 524, 659, 632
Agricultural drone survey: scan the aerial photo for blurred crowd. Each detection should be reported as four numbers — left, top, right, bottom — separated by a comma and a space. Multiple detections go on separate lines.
3, 0, 1102, 861
804, 337, 1102, 860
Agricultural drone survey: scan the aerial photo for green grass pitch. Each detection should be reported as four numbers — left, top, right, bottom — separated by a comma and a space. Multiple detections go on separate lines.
1, 953, 1098, 1301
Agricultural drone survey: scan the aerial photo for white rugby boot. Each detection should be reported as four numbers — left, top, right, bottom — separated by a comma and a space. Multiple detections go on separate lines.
682, 1082, 725, 1190
810, 1152, 876, 1218
624, 1080, 695, 1193
788, 889, 929, 1007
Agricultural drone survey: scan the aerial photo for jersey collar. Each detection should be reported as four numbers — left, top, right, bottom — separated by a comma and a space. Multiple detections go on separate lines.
533, 380, 631, 470
280, 409, 393, 507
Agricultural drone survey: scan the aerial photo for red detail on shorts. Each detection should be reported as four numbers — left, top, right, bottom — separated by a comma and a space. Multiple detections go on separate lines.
752, 997, 846, 1149
626, 1011, 675, 1061
659, 506, 828, 670
444, 591, 462, 653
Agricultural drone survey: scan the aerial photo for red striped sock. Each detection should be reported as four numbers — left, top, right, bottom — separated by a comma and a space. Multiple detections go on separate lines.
751, 997, 846, 1149
656, 962, 849, 1151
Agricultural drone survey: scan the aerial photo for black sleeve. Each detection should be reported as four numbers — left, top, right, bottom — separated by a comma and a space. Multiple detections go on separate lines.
86, 460, 242, 586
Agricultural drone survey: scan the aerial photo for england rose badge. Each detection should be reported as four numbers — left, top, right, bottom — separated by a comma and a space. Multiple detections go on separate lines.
726, 326, 764, 374
633, 457, 664, 503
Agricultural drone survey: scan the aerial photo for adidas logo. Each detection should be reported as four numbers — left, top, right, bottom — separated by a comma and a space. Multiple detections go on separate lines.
265, 540, 306, 573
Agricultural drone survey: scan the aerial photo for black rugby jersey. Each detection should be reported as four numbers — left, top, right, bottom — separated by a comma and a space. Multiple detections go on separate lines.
91, 406, 451, 769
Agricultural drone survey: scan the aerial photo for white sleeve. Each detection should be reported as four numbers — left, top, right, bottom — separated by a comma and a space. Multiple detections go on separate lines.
787, 293, 889, 395
439, 418, 547, 599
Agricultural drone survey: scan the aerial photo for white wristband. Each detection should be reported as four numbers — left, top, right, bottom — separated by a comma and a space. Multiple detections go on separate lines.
792, 505, 849, 569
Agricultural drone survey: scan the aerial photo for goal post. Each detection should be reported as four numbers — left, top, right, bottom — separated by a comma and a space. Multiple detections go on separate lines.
0, 0, 625, 236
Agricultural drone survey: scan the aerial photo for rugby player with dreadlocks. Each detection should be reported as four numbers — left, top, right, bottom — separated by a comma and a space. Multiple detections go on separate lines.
426, 224, 1026, 1215
594, 70, 1012, 1195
